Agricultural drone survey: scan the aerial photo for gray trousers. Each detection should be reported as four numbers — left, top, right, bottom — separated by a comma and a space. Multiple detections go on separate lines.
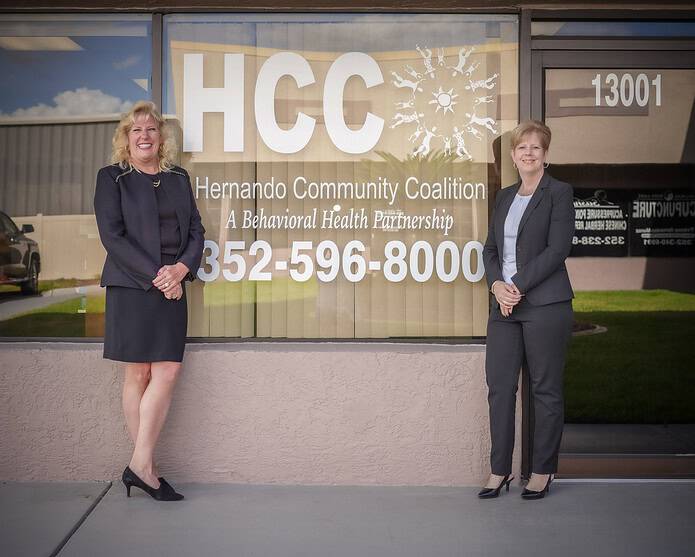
485, 299, 573, 475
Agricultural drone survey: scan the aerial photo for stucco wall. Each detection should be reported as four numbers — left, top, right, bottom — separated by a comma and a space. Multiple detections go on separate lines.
0, 342, 520, 486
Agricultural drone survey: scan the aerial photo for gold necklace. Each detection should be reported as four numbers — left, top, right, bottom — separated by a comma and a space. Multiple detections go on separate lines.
132, 165, 161, 187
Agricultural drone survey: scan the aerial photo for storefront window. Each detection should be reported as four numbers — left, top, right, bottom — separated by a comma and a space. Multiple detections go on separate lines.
163, 13, 518, 338
0, 14, 152, 337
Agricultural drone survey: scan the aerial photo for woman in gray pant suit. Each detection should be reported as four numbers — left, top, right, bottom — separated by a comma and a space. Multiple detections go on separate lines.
479, 120, 575, 500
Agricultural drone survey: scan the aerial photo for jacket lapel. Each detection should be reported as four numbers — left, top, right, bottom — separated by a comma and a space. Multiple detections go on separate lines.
160, 173, 190, 258
517, 172, 550, 236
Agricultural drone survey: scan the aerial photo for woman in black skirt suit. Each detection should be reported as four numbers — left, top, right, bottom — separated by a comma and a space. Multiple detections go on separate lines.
94, 101, 204, 501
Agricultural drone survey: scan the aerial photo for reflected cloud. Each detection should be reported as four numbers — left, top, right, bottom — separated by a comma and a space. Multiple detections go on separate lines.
0, 88, 132, 120
113, 54, 141, 70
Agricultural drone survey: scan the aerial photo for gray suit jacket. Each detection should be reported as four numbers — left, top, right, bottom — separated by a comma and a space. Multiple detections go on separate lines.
483, 172, 574, 306
94, 164, 205, 291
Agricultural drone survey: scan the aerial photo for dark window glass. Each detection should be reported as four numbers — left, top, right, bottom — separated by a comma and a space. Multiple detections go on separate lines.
532, 21, 695, 38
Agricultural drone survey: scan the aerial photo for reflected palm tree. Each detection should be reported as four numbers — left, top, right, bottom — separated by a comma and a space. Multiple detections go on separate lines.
361, 150, 467, 185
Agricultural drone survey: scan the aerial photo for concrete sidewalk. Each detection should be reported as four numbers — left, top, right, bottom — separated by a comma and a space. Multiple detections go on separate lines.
2, 480, 693, 557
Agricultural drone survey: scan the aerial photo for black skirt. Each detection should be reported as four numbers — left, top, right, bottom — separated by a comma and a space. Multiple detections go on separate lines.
103, 281, 188, 363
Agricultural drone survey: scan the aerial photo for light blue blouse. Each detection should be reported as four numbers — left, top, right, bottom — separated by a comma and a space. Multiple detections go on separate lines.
502, 193, 533, 284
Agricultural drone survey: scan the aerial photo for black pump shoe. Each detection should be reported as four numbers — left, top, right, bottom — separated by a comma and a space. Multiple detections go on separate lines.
478, 475, 514, 499
122, 466, 184, 501
521, 475, 553, 500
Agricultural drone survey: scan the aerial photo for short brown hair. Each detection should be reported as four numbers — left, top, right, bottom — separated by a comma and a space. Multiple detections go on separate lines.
510, 120, 551, 151
110, 100, 177, 171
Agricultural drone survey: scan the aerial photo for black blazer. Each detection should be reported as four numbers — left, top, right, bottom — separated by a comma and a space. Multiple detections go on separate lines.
483, 172, 574, 306
94, 164, 205, 291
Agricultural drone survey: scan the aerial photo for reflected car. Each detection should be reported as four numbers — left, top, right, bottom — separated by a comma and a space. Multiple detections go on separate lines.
0, 211, 40, 295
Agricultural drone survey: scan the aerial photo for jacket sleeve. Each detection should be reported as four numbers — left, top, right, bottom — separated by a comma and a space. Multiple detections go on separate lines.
94, 167, 161, 290
483, 189, 504, 290
175, 170, 206, 282
511, 182, 575, 294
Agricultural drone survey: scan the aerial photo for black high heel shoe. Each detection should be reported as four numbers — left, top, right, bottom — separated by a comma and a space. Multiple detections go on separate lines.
521, 474, 553, 500
122, 466, 184, 501
477, 475, 514, 499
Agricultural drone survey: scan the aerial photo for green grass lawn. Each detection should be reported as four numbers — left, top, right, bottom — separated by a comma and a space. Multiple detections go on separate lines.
573, 289, 695, 312
0, 277, 99, 294
0, 295, 105, 337
566, 290, 695, 424
0, 276, 319, 338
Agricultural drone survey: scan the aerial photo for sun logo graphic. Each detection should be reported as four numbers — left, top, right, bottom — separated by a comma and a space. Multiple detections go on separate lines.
389, 45, 499, 160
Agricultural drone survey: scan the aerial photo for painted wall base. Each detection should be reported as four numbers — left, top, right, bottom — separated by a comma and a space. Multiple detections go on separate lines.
0, 342, 521, 486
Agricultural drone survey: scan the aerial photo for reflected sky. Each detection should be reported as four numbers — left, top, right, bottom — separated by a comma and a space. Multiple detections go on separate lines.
0, 16, 151, 118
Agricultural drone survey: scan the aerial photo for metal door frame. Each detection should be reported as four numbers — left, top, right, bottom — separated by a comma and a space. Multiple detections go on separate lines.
523, 34, 695, 479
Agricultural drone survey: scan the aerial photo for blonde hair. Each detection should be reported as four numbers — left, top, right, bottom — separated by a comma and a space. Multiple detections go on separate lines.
510, 120, 552, 151
110, 100, 177, 171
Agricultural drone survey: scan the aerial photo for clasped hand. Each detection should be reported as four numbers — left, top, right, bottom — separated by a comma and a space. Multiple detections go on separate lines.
164, 283, 183, 300
492, 281, 522, 317
152, 262, 189, 299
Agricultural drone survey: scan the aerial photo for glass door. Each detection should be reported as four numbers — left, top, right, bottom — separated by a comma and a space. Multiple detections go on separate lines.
530, 50, 695, 477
